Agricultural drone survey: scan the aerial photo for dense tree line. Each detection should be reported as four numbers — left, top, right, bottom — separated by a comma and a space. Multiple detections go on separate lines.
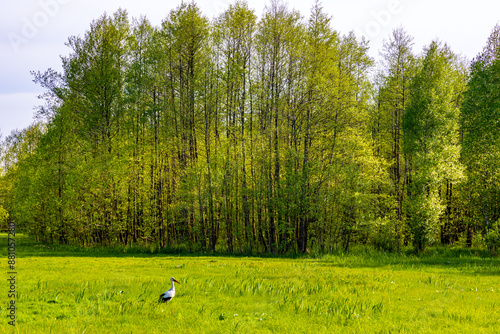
1, 1, 499, 253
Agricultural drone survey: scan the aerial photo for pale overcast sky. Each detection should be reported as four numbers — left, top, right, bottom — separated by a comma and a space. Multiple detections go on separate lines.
1, 0, 499, 137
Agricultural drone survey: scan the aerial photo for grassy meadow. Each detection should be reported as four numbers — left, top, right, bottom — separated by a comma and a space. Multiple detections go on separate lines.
2, 234, 500, 333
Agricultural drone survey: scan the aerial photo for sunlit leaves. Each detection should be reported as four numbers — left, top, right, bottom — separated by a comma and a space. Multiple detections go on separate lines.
461, 24, 500, 231
403, 41, 465, 251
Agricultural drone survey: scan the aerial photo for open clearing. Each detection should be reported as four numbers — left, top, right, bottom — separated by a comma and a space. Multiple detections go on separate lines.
2, 235, 500, 333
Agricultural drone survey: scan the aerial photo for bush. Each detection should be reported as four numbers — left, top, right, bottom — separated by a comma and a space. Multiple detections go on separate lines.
369, 217, 397, 252
472, 232, 486, 249
485, 220, 500, 255
454, 231, 486, 249
0, 205, 8, 230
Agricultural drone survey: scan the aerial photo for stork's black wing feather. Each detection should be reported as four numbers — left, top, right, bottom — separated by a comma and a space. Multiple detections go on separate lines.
158, 293, 172, 303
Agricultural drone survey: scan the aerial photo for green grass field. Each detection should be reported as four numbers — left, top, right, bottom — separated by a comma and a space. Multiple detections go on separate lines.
2, 234, 500, 333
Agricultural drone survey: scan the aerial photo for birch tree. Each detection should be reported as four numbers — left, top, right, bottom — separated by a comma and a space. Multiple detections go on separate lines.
404, 41, 464, 251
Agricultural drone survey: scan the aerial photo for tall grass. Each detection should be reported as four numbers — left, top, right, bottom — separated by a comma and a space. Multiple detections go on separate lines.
1, 234, 499, 333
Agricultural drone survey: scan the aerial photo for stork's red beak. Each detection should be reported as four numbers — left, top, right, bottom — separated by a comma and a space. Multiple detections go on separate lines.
174, 279, 180, 284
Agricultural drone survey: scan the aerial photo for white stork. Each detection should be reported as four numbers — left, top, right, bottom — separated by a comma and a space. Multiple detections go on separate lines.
158, 277, 180, 304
